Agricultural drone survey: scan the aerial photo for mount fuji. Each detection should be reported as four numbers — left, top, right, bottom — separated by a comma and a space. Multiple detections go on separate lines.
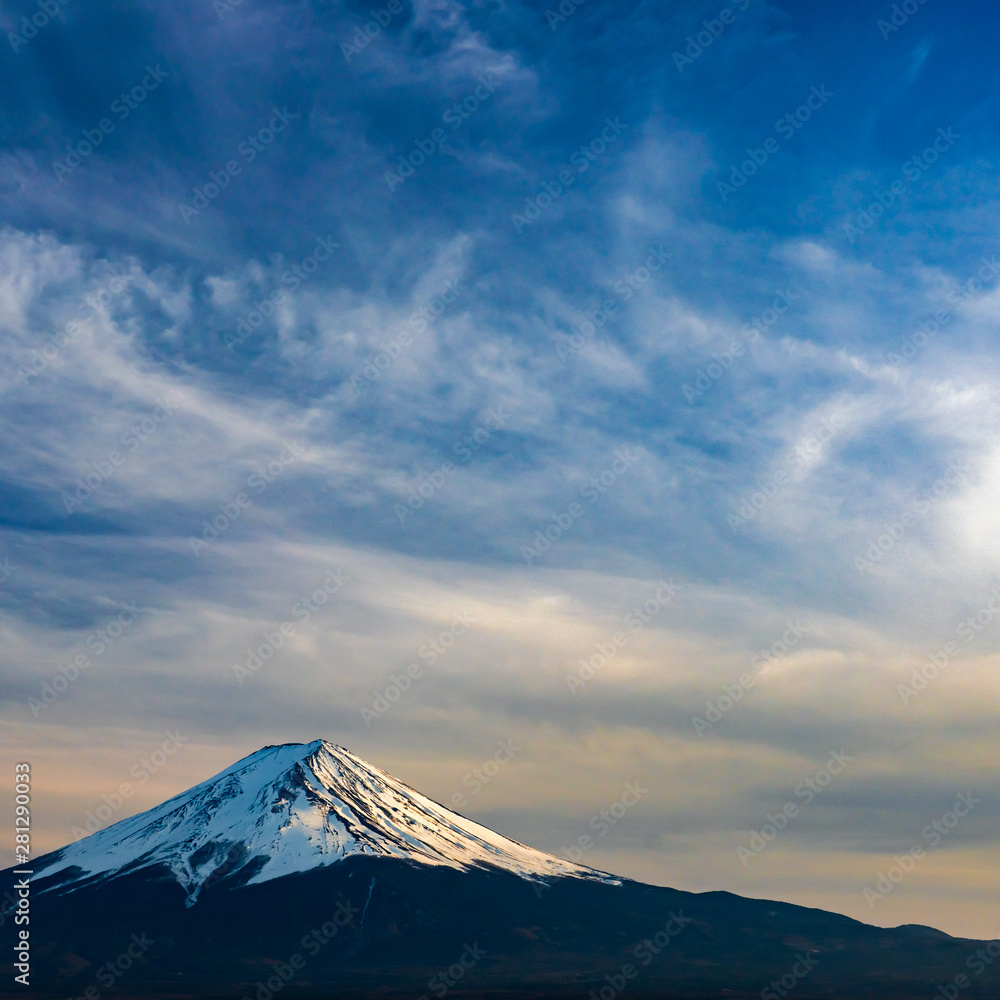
5, 740, 999, 999
31, 740, 618, 906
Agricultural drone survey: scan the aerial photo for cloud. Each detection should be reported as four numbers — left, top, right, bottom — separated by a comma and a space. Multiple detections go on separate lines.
2, 0, 1000, 941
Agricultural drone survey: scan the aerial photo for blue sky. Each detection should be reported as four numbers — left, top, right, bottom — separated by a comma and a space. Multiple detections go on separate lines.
2, 0, 1000, 937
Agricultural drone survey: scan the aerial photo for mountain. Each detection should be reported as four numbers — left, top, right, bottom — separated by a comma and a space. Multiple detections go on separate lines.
4, 740, 998, 1000
31, 740, 618, 906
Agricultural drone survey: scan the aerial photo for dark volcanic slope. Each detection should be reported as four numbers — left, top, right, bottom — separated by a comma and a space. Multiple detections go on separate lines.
4, 855, 999, 999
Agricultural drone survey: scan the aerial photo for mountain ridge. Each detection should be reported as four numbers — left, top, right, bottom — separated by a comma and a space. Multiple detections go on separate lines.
30, 739, 617, 906
6, 740, 1000, 1000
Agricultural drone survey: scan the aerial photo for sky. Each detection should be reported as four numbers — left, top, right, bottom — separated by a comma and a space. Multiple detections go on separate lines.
1, 0, 999, 940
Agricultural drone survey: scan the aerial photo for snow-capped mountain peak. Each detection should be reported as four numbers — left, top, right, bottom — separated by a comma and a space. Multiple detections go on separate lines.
34, 740, 617, 905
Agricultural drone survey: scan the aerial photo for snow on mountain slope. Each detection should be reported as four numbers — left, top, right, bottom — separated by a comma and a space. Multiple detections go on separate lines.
33, 740, 619, 905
